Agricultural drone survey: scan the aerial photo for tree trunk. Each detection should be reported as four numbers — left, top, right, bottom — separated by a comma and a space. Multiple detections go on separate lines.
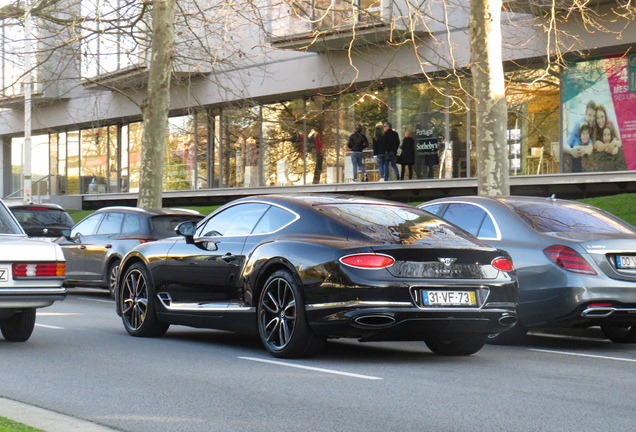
469, 0, 509, 196
137, 0, 176, 209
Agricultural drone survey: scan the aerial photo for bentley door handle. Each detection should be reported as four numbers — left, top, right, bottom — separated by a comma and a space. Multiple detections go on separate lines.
221, 253, 236, 262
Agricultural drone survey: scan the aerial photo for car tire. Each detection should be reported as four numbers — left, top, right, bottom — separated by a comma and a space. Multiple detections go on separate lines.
257, 270, 326, 358
486, 323, 528, 345
600, 324, 636, 343
107, 259, 121, 299
119, 262, 169, 338
425, 333, 487, 356
1, 308, 36, 342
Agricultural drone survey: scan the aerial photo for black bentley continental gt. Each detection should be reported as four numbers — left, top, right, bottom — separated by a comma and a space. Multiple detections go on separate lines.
116, 194, 518, 358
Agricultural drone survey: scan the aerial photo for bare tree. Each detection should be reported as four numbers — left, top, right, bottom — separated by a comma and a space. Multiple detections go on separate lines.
469, 0, 509, 196
137, 0, 176, 209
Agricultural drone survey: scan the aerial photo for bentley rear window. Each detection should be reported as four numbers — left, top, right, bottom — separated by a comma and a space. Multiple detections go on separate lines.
316, 203, 484, 247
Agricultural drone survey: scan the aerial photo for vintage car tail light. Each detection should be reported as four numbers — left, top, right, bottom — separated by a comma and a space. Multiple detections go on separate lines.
543, 245, 597, 275
491, 256, 514, 272
12, 262, 66, 278
340, 253, 395, 269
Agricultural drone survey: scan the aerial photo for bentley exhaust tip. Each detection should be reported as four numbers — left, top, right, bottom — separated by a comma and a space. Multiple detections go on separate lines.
498, 314, 518, 326
353, 315, 396, 327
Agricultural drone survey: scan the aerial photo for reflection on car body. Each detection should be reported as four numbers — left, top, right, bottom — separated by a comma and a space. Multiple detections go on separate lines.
420, 195, 636, 344
116, 194, 518, 358
0, 199, 66, 342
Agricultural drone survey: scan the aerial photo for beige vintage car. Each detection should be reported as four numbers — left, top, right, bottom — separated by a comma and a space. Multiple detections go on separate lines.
0, 199, 66, 342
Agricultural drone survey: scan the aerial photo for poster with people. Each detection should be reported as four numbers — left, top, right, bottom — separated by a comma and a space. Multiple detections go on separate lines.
562, 54, 636, 173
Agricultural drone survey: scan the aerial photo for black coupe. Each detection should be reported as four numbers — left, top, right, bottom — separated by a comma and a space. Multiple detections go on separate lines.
116, 194, 518, 358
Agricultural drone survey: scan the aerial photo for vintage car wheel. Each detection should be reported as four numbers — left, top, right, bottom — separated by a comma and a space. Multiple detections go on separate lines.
0, 308, 36, 342
486, 323, 528, 345
258, 270, 325, 358
120, 263, 169, 337
425, 333, 488, 356
601, 324, 636, 343
108, 259, 121, 299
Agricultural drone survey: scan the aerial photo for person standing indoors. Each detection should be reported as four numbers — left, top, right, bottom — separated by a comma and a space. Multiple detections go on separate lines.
347, 123, 369, 182
372, 125, 387, 181
398, 129, 416, 180
383, 122, 400, 181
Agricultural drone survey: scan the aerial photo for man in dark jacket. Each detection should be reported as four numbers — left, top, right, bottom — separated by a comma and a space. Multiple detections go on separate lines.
383, 122, 400, 181
347, 124, 369, 181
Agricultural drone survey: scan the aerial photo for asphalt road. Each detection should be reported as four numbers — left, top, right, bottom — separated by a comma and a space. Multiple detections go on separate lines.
1, 289, 635, 432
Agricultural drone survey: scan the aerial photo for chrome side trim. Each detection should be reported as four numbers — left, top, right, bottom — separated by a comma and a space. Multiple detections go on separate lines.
305, 301, 413, 310
156, 293, 253, 312
586, 249, 636, 255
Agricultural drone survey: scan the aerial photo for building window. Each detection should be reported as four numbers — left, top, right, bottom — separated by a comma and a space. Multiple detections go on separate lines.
165, 115, 203, 191
127, 122, 143, 192
0, 14, 39, 97
10, 134, 50, 198
81, 0, 147, 78
271, 0, 383, 39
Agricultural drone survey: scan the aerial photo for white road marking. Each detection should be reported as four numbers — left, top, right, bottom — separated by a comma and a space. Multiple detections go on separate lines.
78, 297, 114, 304
35, 324, 64, 330
529, 348, 636, 363
38, 313, 83, 316
239, 356, 383, 380
528, 331, 611, 343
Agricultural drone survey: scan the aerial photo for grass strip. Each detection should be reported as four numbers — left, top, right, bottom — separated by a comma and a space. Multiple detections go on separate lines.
0, 416, 46, 432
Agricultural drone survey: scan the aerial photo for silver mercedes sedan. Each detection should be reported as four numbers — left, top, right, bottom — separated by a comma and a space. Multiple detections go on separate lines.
0, 199, 66, 342
420, 195, 636, 344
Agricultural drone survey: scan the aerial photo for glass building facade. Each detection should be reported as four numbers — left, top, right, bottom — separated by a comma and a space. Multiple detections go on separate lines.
8, 64, 565, 198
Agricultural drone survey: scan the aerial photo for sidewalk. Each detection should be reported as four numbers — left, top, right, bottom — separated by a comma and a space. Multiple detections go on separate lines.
0, 397, 118, 432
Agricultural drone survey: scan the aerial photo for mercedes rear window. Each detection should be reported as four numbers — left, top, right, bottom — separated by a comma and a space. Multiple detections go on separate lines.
512, 202, 635, 234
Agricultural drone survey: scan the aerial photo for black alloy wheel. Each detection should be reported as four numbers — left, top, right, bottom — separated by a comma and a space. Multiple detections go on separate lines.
108, 259, 121, 299
601, 324, 636, 343
257, 270, 325, 358
425, 333, 488, 356
0, 308, 36, 342
120, 262, 169, 337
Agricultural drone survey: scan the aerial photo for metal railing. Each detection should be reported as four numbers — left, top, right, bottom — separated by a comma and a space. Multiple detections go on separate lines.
5, 175, 51, 203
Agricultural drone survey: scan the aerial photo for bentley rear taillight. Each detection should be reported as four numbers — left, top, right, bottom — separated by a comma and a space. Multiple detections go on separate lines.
492, 257, 514, 272
544, 245, 597, 275
340, 254, 395, 269
12, 262, 66, 278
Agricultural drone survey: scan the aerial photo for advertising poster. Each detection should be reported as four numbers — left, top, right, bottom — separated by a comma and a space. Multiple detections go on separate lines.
562, 54, 636, 172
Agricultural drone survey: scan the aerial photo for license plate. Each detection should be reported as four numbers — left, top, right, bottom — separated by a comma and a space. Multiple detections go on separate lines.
0, 268, 7, 282
617, 255, 636, 269
422, 290, 476, 306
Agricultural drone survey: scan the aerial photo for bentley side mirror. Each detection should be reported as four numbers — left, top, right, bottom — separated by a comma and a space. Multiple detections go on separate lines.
175, 221, 196, 244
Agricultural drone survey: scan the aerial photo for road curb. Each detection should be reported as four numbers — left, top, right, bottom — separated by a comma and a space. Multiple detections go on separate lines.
0, 397, 117, 432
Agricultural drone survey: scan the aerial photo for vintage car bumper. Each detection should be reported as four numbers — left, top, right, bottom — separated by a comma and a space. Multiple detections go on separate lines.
0, 287, 67, 309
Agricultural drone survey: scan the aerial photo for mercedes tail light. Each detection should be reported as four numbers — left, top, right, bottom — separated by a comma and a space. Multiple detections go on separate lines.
491, 256, 514, 272
340, 253, 395, 269
13, 262, 66, 278
543, 245, 597, 275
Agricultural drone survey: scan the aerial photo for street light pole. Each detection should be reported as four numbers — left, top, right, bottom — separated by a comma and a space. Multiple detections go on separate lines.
23, 0, 32, 203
